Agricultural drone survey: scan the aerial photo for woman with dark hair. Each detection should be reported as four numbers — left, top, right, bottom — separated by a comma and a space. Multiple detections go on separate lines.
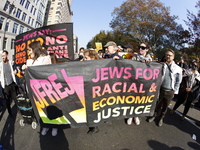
127, 42, 152, 126
22, 41, 50, 68
132, 42, 152, 62
84, 49, 100, 60
22, 41, 59, 136
83, 49, 100, 134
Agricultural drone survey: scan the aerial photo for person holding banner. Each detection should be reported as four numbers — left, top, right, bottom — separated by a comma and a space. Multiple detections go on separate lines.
83, 49, 100, 134
132, 42, 152, 62
104, 41, 122, 59
127, 42, 152, 125
148, 49, 182, 127
0, 50, 17, 117
21, 41, 59, 136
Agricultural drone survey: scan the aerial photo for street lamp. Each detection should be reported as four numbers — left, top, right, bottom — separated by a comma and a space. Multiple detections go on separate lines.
2, 1, 15, 50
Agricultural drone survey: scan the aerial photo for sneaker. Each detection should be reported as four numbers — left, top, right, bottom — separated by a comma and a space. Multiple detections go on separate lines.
158, 119, 163, 127
41, 127, 49, 135
52, 128, 58, 136
181, 115, 185, 120
170, 110, 175, 115
127, 118, 133, 125
148, 116, 155, 123
134, 117, 140, 125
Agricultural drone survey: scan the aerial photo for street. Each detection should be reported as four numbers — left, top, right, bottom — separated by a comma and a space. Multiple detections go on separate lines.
0, 100, 200, 150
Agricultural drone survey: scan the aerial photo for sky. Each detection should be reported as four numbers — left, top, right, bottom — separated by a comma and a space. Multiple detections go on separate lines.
72, 0, 198, 48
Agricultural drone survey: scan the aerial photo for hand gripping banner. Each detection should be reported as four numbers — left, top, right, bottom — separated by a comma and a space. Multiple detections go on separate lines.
25, 59, 162, 128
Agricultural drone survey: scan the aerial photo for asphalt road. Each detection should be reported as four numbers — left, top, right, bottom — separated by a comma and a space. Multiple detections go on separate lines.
0, 100, 200, 150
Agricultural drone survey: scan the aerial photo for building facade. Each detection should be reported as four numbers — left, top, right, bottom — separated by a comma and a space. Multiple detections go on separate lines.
45, 0, 72, 25
0, 0, 48, 59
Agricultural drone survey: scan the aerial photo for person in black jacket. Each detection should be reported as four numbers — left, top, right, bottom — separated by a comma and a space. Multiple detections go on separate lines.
177, 57, 188, 74
104, 41, 122, 59
170, 62, 200, 120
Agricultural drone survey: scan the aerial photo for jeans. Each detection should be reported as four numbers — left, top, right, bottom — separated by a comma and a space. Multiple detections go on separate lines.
154, 89, 174, 118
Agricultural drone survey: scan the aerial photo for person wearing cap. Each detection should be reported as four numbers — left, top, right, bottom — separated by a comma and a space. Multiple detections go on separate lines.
104, 41, 122, 59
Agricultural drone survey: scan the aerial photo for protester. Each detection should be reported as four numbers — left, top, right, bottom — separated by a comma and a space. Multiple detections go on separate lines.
170, 62, 200, 120
104, 41, 122, 59
83, 49, 100, 134
98, 50, 103, 59
177, 57, 188, 74
78, 47, 85, 61
21, 41, 58, 136
147, 49, 182, 127
127, 42, 152, 126
132, 42, 152, 62
0, 50, 17, 117
0, 82, 4, 108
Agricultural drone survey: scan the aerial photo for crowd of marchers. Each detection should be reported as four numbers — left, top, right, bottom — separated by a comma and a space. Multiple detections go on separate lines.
0, 40, 200, 139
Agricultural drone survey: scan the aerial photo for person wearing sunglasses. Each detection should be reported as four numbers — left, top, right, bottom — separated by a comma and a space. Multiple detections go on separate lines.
132, 42, 152, 62
127, 42, 152, 126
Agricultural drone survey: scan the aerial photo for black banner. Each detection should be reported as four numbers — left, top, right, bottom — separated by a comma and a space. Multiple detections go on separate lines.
25, 59, 162, 128
14, 23, 74, 68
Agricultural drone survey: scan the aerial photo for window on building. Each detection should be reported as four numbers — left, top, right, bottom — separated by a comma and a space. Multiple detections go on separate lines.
19, 26, 24, 34
5, 22, 9, 31
3, 1, 10, 11
37, 12, 42, 22
22, 13, 27, 21
39, 4, 44, 12
12, 23, 18, 33
36, 0, 39, 5
33, 8, 37, 15
41, 0, 46, 3
30, 5, 34, 13
35, 22, 41, 28
56, 11, 61, 15
31, 19, 34, 26
56, 6, 61, 10
0, 17, 4, 30
25, 1, 30, 9
3, 37, 7, 50
28, 17, 31, 24
20, 0, 25, 5
11, 39, 15, 49
16, 9, 22, 18
27, 28, 30, 31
